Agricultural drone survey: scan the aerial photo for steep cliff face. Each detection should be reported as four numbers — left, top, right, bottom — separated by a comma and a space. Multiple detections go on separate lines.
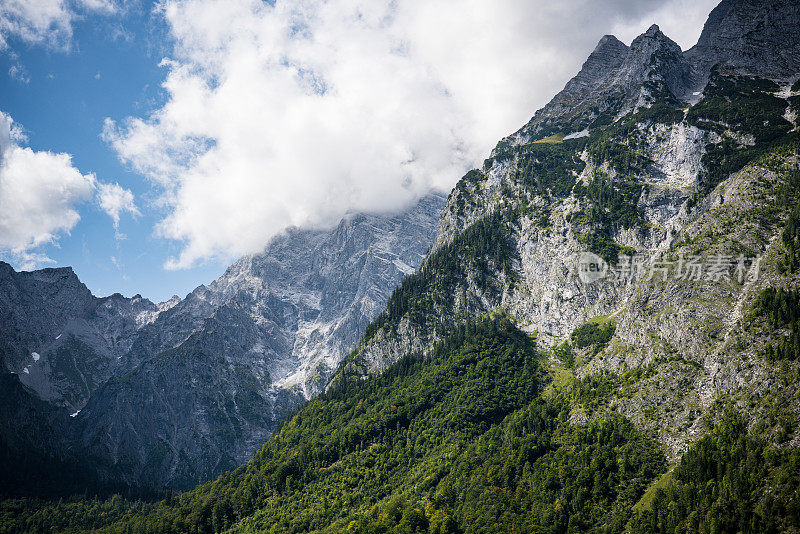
75, 309, 302, 490
0, 263, 168, 411
346, 0, 800, 460
3, 0, 798, 500
0, 194, 444, 491
0, 374, 114, 497
67, 193, 445, 489
686, 0, 800, 84
497, 25, 693, 150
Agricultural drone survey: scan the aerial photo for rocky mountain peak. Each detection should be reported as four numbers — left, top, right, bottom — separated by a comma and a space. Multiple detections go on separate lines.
594, 34, 627, 52
621, 22, 692, 100
347, 1, 800, 507
494, 23, 692, 149
573, 34, 629, 88
65, 192, 446, 489
494, 0, 800, 154
686, 0, 800, 83
630, 24, 677, 51
28, 265, 83, 287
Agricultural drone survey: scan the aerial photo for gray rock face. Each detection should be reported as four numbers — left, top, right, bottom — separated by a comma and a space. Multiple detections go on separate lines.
63, 193, 444, 489
116, 193, 445, 395
498, 25, 692, 147
0, 194, 444, 490
0, 263, 165, 411
351, 0, 800, 458
75, 310, 300, 490
686, 0, 800, 85
622, 25, 693, 101
500, 0, 800, 151
506, 34, 629, 141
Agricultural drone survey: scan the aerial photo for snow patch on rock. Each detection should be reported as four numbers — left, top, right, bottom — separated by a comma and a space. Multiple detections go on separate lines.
564, 129, 590, 140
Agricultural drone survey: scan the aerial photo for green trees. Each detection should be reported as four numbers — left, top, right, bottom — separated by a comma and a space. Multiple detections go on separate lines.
780, 201, 800, 273
629, 410, 800, 534
514, 143, 586, 199
686, 71, 795, 194
364, 211, 519, 342
1, 317, 666, 534
570, 321, 617, 355
751, 288, 800, 360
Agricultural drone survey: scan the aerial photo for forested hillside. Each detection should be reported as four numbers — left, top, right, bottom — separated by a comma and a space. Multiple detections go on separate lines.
3, 0, 800, 532
1, 317, 668, 532
3, 318, 798, 533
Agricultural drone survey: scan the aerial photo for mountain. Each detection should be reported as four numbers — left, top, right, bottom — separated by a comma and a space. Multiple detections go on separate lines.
71, 193, 445, 489
3, 0, 800, 531
0, 193, 445, 491
354, 0, 800, 394
117, 193, 445, 399
0, 262, 170, 411
46, 0, 797, 529
685, 0, 800, 83
495, 24, 693, 151
0, 374, 142, 499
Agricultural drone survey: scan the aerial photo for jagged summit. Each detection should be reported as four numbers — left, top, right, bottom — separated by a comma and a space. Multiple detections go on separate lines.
346, 0, 800, 509
629, 24, 671, 48
686, 0, 800, 83
578, 34, 629, 86
0, 193, 446, 489
496, 0, 800, 151
495, 24, 692, 150
619, 22, 692, 100
644, 23, 661, 35
70, 192, 446, 489
592, 34, 628, 57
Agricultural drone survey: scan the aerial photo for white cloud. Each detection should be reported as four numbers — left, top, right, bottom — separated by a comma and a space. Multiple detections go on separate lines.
98, 181, 140, 237
0, 0, 124, 51
0, 111, 138, 268
107, 0, 720, 269
8, 63, 30, 84
0, 0, 74, 50
0, 111, 95, 266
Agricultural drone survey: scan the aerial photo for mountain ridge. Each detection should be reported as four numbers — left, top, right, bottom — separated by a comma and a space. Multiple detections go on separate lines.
3, 0, 800, 530
0, 193, 446, 490
337, 0, 800, 463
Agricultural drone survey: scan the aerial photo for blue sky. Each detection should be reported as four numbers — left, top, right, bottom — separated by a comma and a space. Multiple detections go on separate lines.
0, 0, 718, 303
0, 1, 227, 301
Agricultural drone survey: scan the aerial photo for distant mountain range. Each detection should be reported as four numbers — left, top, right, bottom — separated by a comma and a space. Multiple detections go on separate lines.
0, 193, 445, 490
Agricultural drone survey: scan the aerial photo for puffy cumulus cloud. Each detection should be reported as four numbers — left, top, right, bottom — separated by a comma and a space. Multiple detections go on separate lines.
0, 111, 137, 268
0, 0, 123, 51
107, 0, 720, 269
97, 181, 140, 237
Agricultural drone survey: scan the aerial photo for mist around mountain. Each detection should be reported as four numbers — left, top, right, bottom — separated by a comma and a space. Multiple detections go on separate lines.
0, 194, 445, 492
3, 0, 800, 532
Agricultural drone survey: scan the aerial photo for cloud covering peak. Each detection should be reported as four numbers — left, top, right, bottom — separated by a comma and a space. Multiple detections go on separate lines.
106, 0, 720, 269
